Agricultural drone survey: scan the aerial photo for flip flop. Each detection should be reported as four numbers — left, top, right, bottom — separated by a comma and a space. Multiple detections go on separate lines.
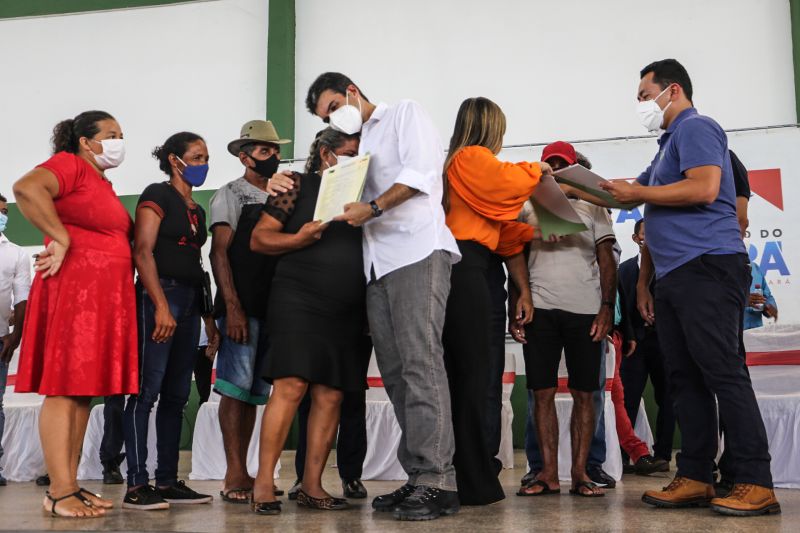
569, 481, 605, 498
517, 479, 561, 497
220, 488, 253, 504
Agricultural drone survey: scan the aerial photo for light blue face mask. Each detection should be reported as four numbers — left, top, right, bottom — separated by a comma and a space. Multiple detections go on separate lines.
0, 213, 7, 233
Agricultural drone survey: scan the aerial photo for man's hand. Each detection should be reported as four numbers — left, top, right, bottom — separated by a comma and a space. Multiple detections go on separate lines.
590, 306, 613, 342
764, 304, 778, 321
637, 283, 655, 325
515, 291, 534, 327
225, 304, 249, 344
266, 170, 295, 196
333, 202, 373, 227
624, 340, 637, 357
204, 318, 220, 362
599, 180, 643, 204
296, 220, 329, 246
0, 332, 21, 364
748, 293, 767, 308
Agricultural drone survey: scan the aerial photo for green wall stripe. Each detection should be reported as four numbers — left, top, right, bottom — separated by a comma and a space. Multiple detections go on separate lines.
266, 0, 296, 158
791, 0, 800, 122
0, 0, 200, 19
5, 189, 216, 247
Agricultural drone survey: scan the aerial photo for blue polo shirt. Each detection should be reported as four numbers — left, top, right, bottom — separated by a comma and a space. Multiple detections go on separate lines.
636, 108, 745, 279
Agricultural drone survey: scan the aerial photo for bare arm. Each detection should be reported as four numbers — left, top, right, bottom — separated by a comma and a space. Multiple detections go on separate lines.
210, 225, 248, 343
505, 252, 533, 326
0, 301, 26, 364
334, 183, 419, 227
250, 212, 327, 255
13, 168, 70, 247
636, 245, 656, 325
736, 196, 749, 237
134, 206, 176, 342
601, 166, 722, 207
590, 240, 617, 342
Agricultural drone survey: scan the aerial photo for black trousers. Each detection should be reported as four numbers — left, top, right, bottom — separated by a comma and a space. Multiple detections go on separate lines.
484, 254, 507, 475
100, 395, 126, 465
295, 390, 367, 481
655, 253, 772, 487
443, 240, 505, 505
619, 333, 675, 461
194, 346, 213, 405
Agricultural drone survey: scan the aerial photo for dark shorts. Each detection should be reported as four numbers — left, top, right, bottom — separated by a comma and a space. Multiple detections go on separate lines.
523, 308, 602, 393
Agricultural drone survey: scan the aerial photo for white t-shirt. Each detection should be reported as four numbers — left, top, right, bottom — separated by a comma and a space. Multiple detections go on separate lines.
521, 199, 615, 315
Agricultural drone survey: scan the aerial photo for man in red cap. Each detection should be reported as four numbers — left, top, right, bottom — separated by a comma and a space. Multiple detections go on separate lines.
513, 142, 617, 496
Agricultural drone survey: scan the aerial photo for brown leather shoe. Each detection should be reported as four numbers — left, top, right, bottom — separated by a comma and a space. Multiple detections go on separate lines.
642, 476, 714, 508
710, 483, 781, 516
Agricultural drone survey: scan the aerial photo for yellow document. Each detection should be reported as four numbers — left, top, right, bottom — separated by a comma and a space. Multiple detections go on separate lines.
313, 154, 371, 222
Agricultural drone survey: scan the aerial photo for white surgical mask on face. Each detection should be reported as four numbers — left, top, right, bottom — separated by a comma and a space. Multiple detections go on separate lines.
333, 153, 354, 165
636, 86, 673, 133
90, 138, 126, 170
328, 93, 363, 135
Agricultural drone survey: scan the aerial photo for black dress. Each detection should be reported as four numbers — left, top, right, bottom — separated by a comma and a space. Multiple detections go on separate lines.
261, 172, 368, 392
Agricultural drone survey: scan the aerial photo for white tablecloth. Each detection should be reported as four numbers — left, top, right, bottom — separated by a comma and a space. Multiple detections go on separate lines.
0, 393, 44, 481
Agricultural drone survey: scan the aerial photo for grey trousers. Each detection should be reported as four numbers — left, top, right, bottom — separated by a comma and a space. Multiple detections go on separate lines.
366, 250, 457, 490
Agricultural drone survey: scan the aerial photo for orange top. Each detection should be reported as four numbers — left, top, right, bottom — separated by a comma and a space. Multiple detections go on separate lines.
446, 146, 541, 256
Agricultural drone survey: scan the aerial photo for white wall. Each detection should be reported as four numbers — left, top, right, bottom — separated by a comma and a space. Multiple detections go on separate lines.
295, 0, 796, 156
0, 0, 268, 197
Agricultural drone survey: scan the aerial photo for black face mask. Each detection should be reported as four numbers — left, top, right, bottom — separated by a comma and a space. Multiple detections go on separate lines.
250, 154, 280, 178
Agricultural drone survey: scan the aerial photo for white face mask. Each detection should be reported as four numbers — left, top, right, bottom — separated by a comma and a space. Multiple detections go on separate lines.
90, 138, 126, 170
328, 93, 363, 135
636, 86, 673, 133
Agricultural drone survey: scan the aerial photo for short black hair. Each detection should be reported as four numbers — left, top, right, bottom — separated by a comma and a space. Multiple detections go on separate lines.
634, 218, 644, 235
305, 72, 368, 115
0, 193, 7, 203
640, 59, 693, 103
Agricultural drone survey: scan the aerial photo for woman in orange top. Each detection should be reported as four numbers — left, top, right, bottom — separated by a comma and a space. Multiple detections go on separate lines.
442, 97, 551, 505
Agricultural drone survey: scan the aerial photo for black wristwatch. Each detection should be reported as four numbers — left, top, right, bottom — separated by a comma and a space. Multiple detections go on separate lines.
369, 200, 383, 218
601, 300, 615, 309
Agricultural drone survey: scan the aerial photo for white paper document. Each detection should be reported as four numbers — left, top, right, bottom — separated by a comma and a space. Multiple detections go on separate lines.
552, 164, 639, 210
313, 154, 371, 222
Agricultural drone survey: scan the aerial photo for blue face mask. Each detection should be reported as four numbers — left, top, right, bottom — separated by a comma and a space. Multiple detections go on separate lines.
177, 156, 209, 187
0, 213, 7, 233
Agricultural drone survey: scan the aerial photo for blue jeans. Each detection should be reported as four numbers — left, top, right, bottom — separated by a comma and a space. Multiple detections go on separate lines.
123, 279, 201, 487
0, 344, 7, 475
213, 317, 270, 405
524, 340, 607, 471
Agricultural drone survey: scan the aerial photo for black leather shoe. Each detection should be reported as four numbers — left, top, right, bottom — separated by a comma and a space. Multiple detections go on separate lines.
393, 485, 460, 521
102, 462, 124, 485
288, 479, 302, 501
372, 483, 415, 512
343, 478, 367, 499
586, 466, 616, 488
36, 474, 51, 486
634, 455, 670, 476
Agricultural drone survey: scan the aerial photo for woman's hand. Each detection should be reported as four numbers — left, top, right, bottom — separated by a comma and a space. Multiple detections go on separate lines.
267, 171, 295, 196
152, 304, 177, 343
539, 161, 553, 176
295, 220, 329, 247
34, 239, 70, 279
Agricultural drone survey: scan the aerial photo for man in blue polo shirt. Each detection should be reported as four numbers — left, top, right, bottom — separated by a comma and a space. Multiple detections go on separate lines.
601, 59, 779, 517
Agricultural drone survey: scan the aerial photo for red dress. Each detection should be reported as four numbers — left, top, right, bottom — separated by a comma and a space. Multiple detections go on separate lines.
15, 152, 138, 396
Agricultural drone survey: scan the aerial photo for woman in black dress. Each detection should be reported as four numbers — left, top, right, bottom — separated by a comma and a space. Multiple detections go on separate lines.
249, 128, 366, 515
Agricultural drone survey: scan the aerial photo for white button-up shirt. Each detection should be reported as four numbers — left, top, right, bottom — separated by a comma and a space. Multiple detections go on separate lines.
0, 233, 31, 337
358, 100, 460, 280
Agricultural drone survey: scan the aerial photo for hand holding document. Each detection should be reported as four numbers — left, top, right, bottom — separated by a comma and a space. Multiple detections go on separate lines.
313, 154, 371, 222
529, 174, 587, 239
552, 164, 639, 210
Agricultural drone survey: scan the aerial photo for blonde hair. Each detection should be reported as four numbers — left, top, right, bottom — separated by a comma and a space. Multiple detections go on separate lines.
442, 97, 506, 211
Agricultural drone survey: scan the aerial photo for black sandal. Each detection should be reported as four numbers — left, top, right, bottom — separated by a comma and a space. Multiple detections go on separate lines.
517, 479, 561, 496
296, 489, 349, 510
569, 481, 605, 497
251, 499, 282, 515
45, 490, 98, 517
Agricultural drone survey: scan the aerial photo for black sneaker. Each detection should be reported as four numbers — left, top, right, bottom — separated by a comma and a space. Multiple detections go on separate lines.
35, 474, 50, 486
634, 455, 670, 476
343, 478, 368, 499
372, 483, 416, 512
157, 480, 213, 504
288, 479, 302, 501
393, 485, 460, 521
586, 465, 616, 489
123, 485, 170, 510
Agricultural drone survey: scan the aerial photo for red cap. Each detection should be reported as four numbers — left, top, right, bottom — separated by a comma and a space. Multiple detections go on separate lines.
541, 141, 577, 166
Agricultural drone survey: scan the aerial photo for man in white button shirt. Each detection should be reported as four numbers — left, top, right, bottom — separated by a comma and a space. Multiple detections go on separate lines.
307, 72, 461, 521
0, 193, 31, 486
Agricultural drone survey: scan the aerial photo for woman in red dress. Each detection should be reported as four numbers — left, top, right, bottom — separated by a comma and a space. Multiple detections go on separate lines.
13, 110, 138, 518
